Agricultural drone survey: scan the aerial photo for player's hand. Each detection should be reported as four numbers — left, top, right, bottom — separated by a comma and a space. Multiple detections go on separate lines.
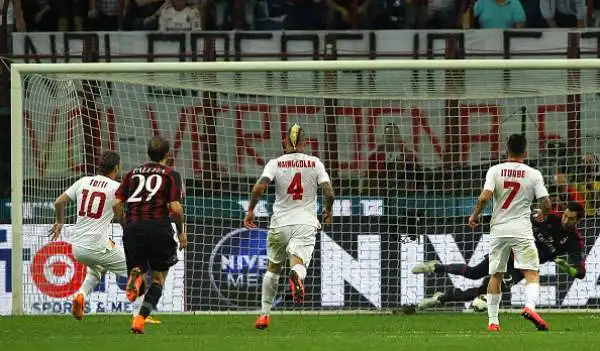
48, 222, 63, 241
243, 210, 256, 229
467, 214, 479, 229
322, 210, 332, 224
531, 208, 545, 222
177, 231, 187, 251
555, 257, 567, 266
109, 239, 116, 248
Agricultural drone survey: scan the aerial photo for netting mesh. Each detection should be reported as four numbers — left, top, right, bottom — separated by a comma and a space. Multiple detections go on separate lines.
10, 65, 600, 315
30, 68, 599, 99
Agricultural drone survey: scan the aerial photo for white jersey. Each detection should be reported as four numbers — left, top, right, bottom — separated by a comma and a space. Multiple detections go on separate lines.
260, 153, 331, 229
483, 161, 549, 237
64, 175, 121, 251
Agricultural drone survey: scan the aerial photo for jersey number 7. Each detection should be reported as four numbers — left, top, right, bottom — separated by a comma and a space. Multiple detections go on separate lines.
287, 173, 304, 200
502, 181, 521, 209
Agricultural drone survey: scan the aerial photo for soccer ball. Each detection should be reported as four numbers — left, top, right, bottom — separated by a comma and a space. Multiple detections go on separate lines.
471, 295, 488, 312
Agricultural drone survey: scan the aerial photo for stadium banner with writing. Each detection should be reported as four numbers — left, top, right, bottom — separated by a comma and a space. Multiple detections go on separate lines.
10, 29, 600, 179
0, 224, 185, 315
188, 217, 600, 311
0, 196, 494, 224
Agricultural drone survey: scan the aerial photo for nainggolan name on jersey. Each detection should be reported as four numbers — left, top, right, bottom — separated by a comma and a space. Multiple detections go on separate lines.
277, 160, 316, 168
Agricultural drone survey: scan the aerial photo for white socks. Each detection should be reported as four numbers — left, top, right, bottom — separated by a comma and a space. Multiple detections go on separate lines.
78, 268, 101, 297
487, 293, 501, 325
291, 264, 307, 280
524, 282, 540, 310
261, 271, 280, 315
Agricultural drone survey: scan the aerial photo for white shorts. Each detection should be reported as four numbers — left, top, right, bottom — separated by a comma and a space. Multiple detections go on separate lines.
71, 245, 128, 278
488, 236, 539, 274
267, 225, 317, 267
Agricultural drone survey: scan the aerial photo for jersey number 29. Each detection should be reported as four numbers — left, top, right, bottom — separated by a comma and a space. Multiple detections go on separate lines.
287, 173, 304, 200
128, 174, 163, 203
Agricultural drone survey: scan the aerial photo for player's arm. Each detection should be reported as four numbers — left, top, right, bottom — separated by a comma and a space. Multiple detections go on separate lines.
321, 182, 335, 224
243, 176, 271, 229
318, 160, 335, 224
535, 170, 552, 220
49, 181, 78, 240
168, 171, 187, 250
112, 172, 130, 228
556, 235, 586, 279
468, 190, 493, 228
468, 168, 494, 228
243, 160, 275, 229
556, 255, 586, 279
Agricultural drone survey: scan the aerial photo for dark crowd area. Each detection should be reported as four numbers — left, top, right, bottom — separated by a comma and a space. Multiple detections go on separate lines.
1, 0, 598, 33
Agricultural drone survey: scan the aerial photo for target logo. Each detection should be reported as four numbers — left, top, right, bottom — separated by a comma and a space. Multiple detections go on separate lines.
31, 241, 86, 298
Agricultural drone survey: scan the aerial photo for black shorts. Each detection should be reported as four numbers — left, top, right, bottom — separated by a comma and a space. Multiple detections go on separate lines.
123, 220, 178, 273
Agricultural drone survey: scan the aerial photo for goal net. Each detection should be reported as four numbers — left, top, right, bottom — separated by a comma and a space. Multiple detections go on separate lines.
7, 60, 600, 315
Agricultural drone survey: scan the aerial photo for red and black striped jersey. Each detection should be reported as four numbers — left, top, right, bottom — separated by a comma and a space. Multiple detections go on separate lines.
115, 163, 183, 225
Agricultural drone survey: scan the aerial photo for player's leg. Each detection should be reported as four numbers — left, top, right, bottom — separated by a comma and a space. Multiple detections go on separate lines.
123, 227, 149, 303
255, 228, 289, 329
287, 225, 317, 304
413, 256, 490, 279
487, 237, 511, 331
135, 270, 168, 322
71, 265, 103, 320
512, 237, 547, 331
419, 281, 488, 310
70, 245, 105, 320
100, 246, 156, 323
131, 226, 178, 334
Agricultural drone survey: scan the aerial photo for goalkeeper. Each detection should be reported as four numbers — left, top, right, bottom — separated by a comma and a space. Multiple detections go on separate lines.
413, 201, 586, 310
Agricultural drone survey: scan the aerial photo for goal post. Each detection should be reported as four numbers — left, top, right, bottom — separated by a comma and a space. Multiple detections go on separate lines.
8, 59, 600, 316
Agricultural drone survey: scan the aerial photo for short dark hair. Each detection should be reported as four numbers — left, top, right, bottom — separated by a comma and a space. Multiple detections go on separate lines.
507, 134, 527, 156
148, 136, 170, 162
566, 201, 585, 219
99, 151, 120, 175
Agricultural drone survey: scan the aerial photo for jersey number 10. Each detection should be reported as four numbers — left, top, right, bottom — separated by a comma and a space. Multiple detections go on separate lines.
79, 189, 106, 219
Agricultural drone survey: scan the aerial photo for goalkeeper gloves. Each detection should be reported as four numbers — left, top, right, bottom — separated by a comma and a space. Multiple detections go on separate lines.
555, 257, 577, 277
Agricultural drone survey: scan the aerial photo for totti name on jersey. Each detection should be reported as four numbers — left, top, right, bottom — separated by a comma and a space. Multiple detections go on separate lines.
501, 169, 526, 178
277, 160, 316, 168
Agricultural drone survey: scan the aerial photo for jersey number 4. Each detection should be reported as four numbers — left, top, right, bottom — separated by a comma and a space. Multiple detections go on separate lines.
502, 181, 521, 209
78, 190, 106, 219
287, 173, 304, 200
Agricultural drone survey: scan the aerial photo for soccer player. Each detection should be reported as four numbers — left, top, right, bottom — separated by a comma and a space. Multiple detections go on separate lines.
467, 134, 552, 332
414, 201, 586, 310
49, 151, 152, 322
113, 136, 187, 334
243, 124, 335, 330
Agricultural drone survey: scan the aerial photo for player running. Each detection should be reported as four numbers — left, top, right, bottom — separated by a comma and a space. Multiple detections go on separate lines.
467, 134, 552, 332
50, 151, 156, 323
113, 136, 187, 334
414, 201, 586, 310
244, 124, 335, 330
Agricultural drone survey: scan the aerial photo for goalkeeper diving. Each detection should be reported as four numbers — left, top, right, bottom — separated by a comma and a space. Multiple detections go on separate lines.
413, 201, 586, 310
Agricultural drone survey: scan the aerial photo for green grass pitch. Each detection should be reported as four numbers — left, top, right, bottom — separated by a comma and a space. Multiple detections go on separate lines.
1, 313, 599, 351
